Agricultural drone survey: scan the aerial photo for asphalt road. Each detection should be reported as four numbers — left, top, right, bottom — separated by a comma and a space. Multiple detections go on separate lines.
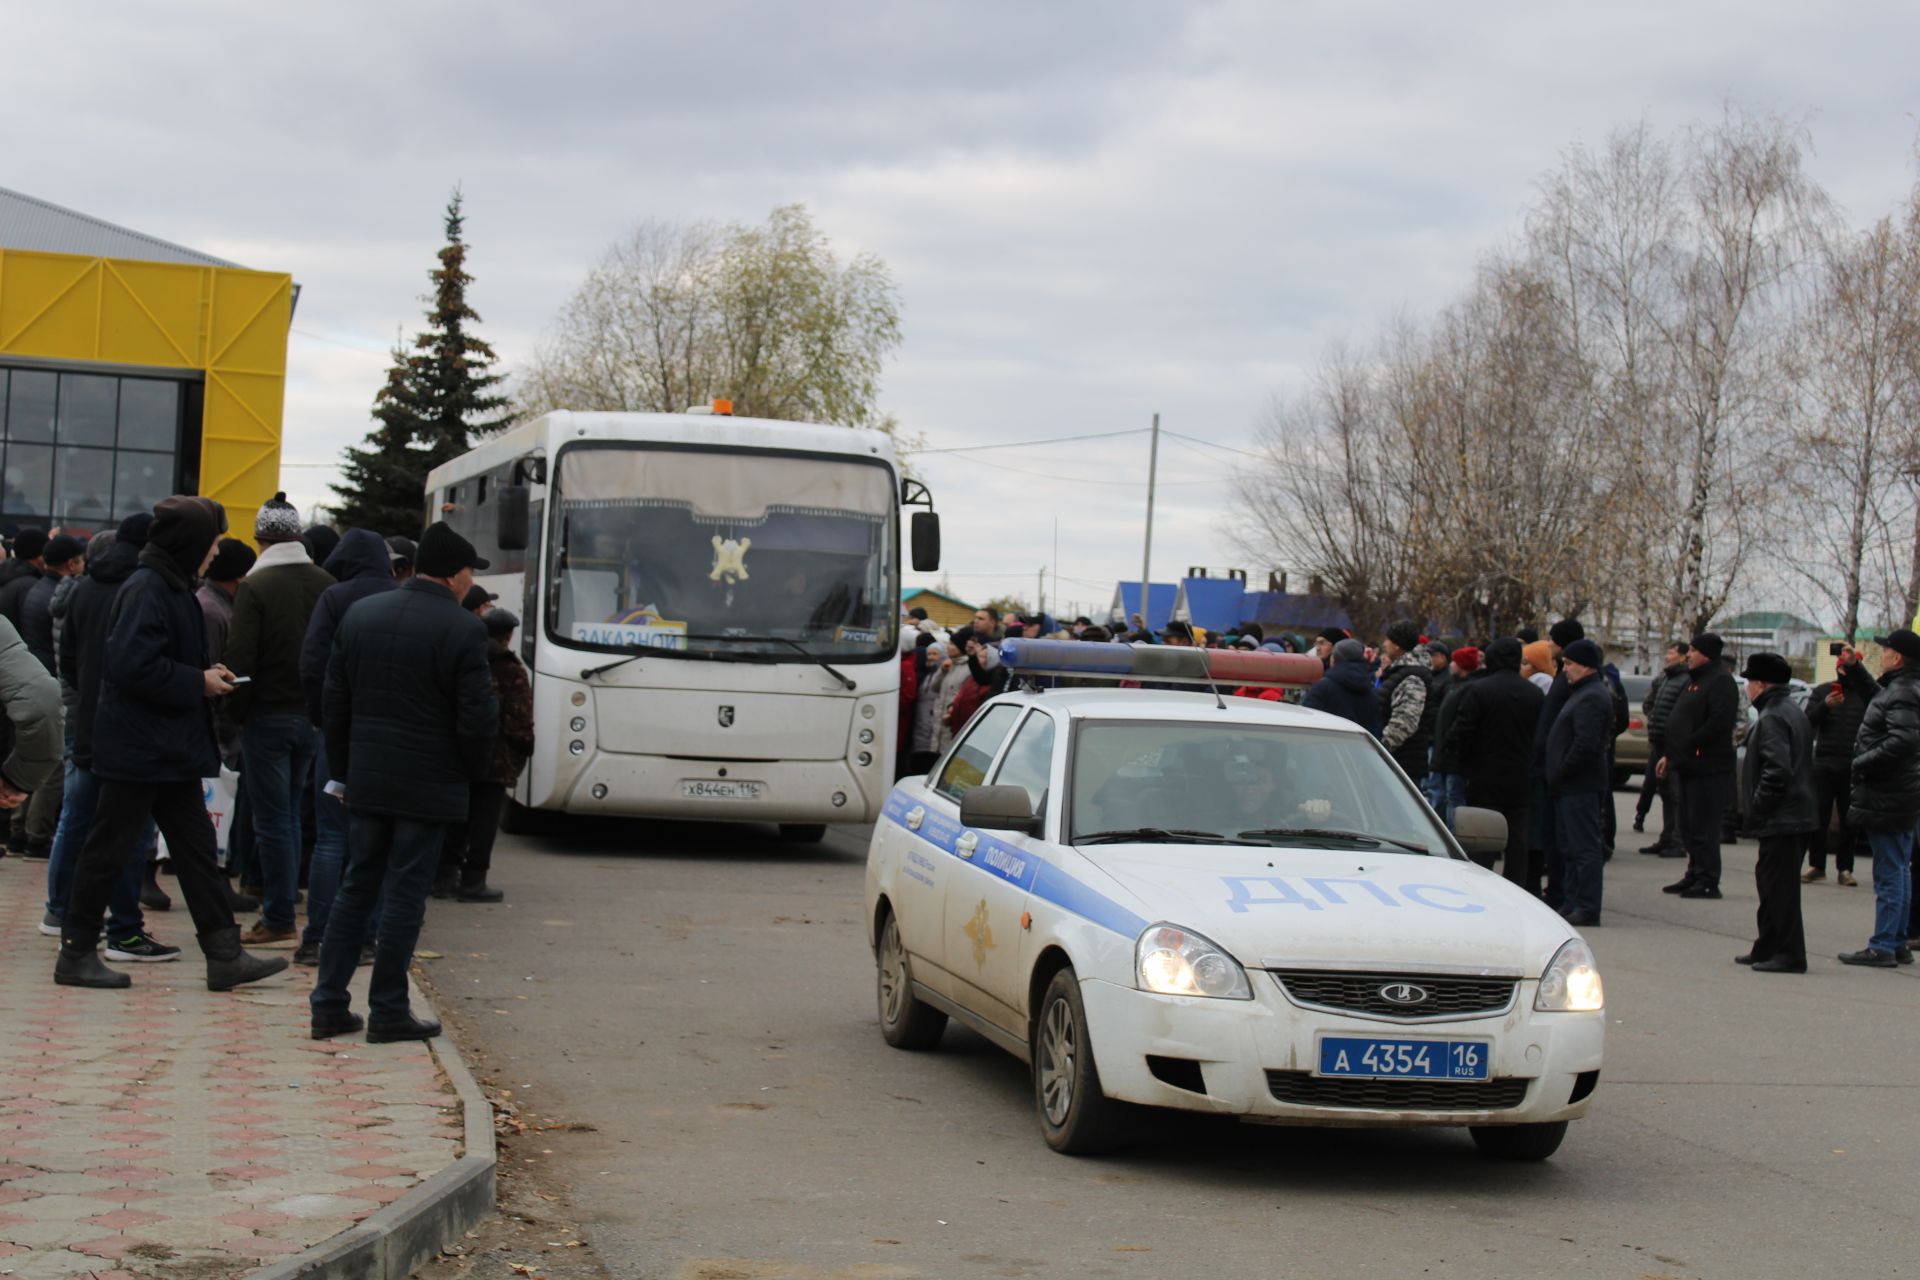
419, 792, 1920, 1280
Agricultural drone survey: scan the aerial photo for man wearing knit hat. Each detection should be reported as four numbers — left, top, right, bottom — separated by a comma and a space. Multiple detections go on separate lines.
1311, 626, 1349, 669
13, 533, 86, 861
1545, 638, 1614, 925
1377, 620, 1431, 784
1658, 632, 1740, 899
313, 521, 498, 1041
224, 493, 336, 946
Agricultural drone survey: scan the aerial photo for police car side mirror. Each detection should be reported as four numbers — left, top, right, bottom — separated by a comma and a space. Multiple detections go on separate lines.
911, 511, 940, 573
960, 785, 1039, 835
497, 485, 531, 552
1451, 807, 1508, 859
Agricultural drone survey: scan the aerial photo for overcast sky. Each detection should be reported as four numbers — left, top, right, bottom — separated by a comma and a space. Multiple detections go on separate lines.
7, 1, 1917, 619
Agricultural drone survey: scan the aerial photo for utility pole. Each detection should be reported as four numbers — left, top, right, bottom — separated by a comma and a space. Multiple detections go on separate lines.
1038, 566, 1047, 624
1140, 412, 1160, 622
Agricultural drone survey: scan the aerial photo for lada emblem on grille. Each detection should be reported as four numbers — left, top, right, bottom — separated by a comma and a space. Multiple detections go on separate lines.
1379, 983, 1429, 1006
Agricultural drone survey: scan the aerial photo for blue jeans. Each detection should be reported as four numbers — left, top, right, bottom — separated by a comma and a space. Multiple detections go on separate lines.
241, 714, 318, 931
1429, 772, 1468, 830
311, 811, 441, 1024
1867, 828, 1915, 956
1552, 790, 1605, 919
46, 753, 149, 939
302, 766, 383, 947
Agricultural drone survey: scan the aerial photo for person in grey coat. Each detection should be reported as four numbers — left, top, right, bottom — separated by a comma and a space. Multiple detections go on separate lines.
1735, 653, 1816, 972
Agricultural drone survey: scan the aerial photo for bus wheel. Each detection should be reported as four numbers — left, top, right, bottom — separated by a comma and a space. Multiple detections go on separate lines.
778, 824, 828, 844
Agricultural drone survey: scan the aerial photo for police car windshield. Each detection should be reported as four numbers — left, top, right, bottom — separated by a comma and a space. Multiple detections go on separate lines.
1068, 720, 1447, 855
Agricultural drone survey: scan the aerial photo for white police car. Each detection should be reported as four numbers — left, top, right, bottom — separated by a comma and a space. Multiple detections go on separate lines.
864, 640, 1604, 1158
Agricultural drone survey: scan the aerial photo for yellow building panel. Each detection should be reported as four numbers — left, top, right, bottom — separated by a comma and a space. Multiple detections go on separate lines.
0, 247, 292, 544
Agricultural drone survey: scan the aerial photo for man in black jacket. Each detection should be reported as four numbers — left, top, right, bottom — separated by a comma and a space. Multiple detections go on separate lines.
54, 496, 287, 993
1637, 642, 1690, 855
1658, 632, 1739, 899
1443, 638, 1545, 890
1803, 657, 1868, 885
312, 522, 499, 1041
1544, 639, 1613, 926
42, 515, 172, 959
17, 533, 85, 860
1839, 631, 1920, 967
1736, 653, 1817, 972
1302, 638, 1382, 737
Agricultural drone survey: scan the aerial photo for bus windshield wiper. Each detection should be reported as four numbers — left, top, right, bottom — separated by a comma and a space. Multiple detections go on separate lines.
680, 634, 857, 690
1237, 827, 1431, 855
1076, 828, 1237, 845
580, 646, 762, 680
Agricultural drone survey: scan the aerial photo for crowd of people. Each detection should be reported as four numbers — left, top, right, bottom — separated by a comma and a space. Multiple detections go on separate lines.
898, 604, 1920, 974
0, 491, 530, 1042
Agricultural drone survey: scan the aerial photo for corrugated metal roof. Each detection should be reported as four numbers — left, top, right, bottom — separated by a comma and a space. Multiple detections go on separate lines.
0, 185, 237, 268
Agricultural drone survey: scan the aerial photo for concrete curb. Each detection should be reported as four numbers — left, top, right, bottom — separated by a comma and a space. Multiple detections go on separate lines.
249, 977, 497, 1280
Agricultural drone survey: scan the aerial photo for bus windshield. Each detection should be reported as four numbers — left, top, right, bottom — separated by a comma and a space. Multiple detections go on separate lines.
549, 443, 897, 661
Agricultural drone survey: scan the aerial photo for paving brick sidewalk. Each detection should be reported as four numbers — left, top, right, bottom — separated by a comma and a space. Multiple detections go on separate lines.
0, 857, 465, 1279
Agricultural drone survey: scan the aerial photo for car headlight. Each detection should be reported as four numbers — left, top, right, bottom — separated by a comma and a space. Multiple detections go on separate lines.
1135, 923, 1251, 999
1534, 938, 1604, 1012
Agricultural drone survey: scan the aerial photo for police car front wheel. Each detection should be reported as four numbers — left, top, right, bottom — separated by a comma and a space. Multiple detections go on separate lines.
1034, 969, 1125, 1155
876, 911, 946, 1050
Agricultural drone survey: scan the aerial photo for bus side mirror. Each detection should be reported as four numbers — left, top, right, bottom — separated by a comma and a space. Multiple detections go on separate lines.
497, 485, 531, 552
911, 510, 940, 572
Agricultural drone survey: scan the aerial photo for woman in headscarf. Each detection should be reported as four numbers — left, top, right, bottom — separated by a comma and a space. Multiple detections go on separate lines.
54, 496, 290, 992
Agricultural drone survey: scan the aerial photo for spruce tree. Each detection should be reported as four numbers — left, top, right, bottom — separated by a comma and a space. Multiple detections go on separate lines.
332, 190, 511, 536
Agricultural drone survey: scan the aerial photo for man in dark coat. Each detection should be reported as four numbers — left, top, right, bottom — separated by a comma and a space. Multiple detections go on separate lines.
224, 494, 337, 945
0, 528, 49, 630
17, 533, 85, 860
1735, 653, 1817, 972
292, 528, 398, 967
1424, 646, 1477, 833
312, 522, 498, 1040
1838, 632, 1920, 967
1444, 637, 1545, 889
1803, 655, 1869, 885
1543, 639, 1613, 926
1637, 641, 1690, 855
54, 496, 287, 992
1526, 619, 1586, 907
43, 515, 171, 957
437, 608, 534, 904
1302, 638, 1382, 738
1658, 632, 1740, 899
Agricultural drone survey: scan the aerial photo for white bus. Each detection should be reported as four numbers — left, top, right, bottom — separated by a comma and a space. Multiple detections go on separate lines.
426, 408, 940, 839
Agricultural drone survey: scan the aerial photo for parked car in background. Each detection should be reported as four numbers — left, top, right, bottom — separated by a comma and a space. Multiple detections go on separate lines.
1613, 674, 1653, 790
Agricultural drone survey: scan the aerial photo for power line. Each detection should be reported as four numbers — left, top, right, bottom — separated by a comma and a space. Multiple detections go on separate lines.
903, 427, 1151, 456
1162, 430, 1265, 461
925, 449, 1217, 488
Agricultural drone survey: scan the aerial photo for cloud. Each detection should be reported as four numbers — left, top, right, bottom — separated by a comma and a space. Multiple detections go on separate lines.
4, 0, 1917, 607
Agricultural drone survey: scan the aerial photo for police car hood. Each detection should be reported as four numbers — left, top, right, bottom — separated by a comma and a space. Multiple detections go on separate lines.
1081, 844, 1569, 974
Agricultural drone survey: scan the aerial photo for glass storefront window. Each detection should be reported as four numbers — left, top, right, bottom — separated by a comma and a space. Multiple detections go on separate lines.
112, 451, 174, 520
117, 379, 179, 451
5, 371, 55, 444
57, 374, 117, 447
54, 447, 114, 523
4, 444, 53, 517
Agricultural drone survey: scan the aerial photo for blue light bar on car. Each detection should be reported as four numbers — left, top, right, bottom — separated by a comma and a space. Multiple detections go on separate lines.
1000, 639, 1321, 688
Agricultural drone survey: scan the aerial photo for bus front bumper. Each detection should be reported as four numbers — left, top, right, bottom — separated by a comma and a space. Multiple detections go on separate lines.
549, 750, 884, 823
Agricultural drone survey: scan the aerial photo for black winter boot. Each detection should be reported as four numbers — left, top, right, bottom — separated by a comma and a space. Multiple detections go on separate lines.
141, 864, 172, 912
456, 871, 503, 903
55, 942, 131, 989
200, 925, 290, 992
431, 871, 458, 900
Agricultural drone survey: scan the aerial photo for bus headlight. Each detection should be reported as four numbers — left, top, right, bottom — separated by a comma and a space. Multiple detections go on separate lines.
570, 717, 586, 732
858, 728, 874, 744
861, 705, 876, 720
857, 751, 872, 767
568, 740, 586, 756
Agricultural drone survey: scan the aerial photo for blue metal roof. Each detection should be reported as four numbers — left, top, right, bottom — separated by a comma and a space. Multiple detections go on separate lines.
1112, 582, 1178, 631
1178, 577, 1252, 633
